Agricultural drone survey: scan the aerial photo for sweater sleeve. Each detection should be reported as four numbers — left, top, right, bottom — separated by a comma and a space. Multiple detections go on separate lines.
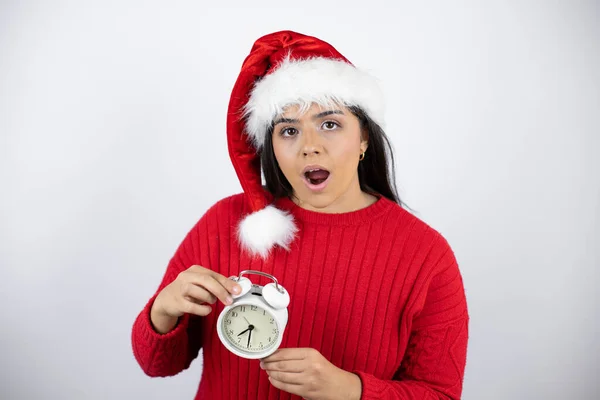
354, 234, 469, 400
131, 209, 211, 377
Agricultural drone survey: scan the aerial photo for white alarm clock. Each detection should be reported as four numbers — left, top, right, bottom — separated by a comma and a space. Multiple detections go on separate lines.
216, 270, 290, 359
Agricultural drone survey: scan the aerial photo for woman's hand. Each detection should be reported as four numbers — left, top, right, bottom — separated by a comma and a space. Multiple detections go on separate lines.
260, 348, 362, 400
150, 265, 241, 333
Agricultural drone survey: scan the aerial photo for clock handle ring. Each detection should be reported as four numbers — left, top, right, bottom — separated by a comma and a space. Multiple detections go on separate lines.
234, 270, 285, 294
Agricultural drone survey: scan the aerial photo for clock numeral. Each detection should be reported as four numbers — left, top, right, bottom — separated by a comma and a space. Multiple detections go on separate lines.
228, 329, 233, 335
259, 342, 263, 348
240, 306, 246, 312
272, 328, 277, 334
225, 319, 231, 325
250, 305, 257, 311
263, 310, 266, 315
237, 337, 241, 343
269, 318, 274, 324
268, 337, 272, 342
231, 312, 238, 317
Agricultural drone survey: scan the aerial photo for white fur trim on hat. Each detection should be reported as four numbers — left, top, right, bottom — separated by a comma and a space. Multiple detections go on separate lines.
237, 205, 298, 259
242, 55, 385, 150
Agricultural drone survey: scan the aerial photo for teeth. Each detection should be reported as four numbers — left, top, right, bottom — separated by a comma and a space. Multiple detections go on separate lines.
304, 168, 328, 177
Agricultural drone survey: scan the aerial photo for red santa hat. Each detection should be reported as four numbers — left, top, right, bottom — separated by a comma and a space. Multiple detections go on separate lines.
227, 30, 385, 259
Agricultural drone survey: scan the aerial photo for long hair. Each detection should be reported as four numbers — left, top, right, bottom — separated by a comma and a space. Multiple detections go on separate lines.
259, 105, 405, 207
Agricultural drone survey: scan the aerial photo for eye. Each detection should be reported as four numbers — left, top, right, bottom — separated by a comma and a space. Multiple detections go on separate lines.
280, 127, 298, 137
322, 121, 339, 130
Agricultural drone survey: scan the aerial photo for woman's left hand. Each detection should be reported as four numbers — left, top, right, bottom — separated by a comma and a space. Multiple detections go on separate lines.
260, 347, 362, 400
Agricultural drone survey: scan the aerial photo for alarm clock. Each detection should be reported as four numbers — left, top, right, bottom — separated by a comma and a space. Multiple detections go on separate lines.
216, 270, 290, 359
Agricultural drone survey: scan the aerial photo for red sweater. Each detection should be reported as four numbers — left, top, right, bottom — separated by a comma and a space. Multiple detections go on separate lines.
131, 193, 469, 399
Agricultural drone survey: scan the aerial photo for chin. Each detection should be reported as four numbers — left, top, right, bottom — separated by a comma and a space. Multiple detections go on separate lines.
294, 190, 337, 210
303, 197, 332, 209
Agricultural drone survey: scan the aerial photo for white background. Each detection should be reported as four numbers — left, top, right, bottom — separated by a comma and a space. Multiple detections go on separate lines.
1, 1, 598, 399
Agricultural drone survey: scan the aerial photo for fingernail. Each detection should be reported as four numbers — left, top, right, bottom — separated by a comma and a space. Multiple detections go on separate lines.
233, 285, 240, 294
259, 362, 264, 369
226, 296, 233, 304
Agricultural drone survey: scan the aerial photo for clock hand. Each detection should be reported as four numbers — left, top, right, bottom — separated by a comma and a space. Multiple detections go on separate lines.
243, 316, 251, 325
247, 325, 254, 348
237, 328, 249, 337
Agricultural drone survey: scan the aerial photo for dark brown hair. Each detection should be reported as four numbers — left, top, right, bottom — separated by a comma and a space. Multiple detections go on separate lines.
259, 105, 405, 207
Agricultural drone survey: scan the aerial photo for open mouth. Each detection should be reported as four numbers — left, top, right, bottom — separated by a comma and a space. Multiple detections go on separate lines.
302, 167, 331, 191
304, 168, 330, 185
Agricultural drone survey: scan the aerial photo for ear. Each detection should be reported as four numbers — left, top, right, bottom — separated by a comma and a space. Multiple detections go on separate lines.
360, 127, 369, 153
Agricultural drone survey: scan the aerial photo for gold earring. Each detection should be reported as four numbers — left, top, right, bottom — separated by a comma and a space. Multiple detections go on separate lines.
359, 151, 365, 161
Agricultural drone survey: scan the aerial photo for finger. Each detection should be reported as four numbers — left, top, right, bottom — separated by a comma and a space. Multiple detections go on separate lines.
260, 360, 305, 373
267, 376, 303, 397
266, 370, 304, 385
187, 273, 234, 306
180, 298, 212, 317
262, 348, 310, 363
188, 265, 242, 295
181, 284, 217, 305
188, 266, 242, 300
211, 272, 243, 296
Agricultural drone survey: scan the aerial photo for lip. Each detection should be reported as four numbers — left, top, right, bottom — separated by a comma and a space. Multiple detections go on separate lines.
302, 173, 331, 192
301, 164, 331, 193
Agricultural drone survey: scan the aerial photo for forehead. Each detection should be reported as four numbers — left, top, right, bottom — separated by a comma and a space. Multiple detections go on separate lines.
277, 101, 347, 119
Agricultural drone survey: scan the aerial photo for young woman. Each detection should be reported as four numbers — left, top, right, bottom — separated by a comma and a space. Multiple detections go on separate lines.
132, 31, 469, 400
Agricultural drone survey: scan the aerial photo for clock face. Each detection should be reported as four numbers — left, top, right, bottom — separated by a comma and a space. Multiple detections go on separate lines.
221, 304, 280, 354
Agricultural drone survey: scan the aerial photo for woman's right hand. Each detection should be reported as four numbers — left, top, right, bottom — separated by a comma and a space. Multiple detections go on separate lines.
150, 265, 242, 333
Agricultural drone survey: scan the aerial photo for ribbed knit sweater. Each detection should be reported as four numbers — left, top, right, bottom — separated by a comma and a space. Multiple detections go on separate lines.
131, 193, 469, 399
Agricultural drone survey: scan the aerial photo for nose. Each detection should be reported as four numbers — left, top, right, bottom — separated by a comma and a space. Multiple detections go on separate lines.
301, 127, 322, 157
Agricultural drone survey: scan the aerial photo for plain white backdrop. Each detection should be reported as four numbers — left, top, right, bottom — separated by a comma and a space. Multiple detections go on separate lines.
1, 1, 598, 399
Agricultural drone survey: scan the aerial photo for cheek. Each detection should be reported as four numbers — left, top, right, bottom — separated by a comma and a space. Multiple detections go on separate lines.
330, 138, 361, 174
272, 139, 297, 177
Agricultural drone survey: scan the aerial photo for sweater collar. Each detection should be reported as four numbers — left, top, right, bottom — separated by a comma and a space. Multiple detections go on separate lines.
274, 193, 394, 226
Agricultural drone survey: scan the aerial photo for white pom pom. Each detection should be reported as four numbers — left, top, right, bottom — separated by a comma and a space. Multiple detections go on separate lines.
237, 205, 298, 259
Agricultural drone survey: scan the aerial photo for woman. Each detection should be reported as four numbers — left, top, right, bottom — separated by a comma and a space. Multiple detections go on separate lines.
131, 30, 469, 400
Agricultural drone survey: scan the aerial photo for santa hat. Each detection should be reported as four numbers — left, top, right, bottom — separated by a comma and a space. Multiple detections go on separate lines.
227, 30, 385, 259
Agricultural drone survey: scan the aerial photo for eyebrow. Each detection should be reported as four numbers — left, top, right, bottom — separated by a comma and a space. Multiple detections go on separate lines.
272, 110, 345, 126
